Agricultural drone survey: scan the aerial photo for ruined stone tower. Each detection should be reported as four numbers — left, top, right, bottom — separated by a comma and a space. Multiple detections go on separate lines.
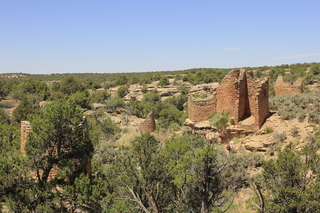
139, 112, 156, 132
187, 69, 269, 129
187, 83, 218, 122
21, 121, 31, 156
274, 76, 303, 95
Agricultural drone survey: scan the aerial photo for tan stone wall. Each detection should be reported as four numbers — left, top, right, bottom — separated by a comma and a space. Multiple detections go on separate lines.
216, 70, 239, 118
187, 69, 269, 129
275, 76, 303, 95
256, 78, 269, 128
247, 76, 269, 128
188, 96, 216, 122
48, 164, 59, 181
139, 112, 156, 132
21, 121, 31, 156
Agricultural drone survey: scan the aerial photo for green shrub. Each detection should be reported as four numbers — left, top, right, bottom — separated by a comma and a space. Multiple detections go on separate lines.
142, 91, 160, 103
103, 81, 117, 89
269, 91, 320, 124
100, 116, 120, 138
163, 94, 187, 111
194, 94, 208, 99
265, 126, 274, 134
0, 101, 13, 108
0, 108, 9, 124
305, 134, 315, 143
70, 91, 91, 108
115, 75, 128, 86
297, 111, 307, 122
231, 151, 263, 170
179, 85, 190, 95
266, 143, 282, 156
157, 106, 187, 129
230, 119, 235, 125
105, 97, 125, 112
128, 100, 148, 118
90, 90, 111, 103
159, 76, 169, 87
141, 84, 148, 93
168, 123, 181, 131
60, 76, 84, 95
181, 126, 192, 135
117, 86, 129, 98
95, 107, 105, 119
290, 126, 299, 137
274, 131, 287, 142
208, 112, 216, 120
278, 103, 299, 120
210, 112, 230, 129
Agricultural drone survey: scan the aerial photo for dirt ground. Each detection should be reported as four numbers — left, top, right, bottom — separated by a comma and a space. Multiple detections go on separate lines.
0, 99, 20, 118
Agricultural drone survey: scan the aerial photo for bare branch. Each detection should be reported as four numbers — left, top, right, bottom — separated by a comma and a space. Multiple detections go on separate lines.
123, 182, 150, 213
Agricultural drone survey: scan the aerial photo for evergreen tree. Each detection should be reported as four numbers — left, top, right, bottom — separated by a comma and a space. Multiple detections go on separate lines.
262, 143, 320, 212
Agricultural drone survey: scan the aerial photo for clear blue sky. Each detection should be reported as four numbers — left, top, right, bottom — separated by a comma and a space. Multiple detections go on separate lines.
1, 0, 319, 74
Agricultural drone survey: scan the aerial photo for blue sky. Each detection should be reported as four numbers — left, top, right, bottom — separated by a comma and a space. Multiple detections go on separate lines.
1, 0, 319, 74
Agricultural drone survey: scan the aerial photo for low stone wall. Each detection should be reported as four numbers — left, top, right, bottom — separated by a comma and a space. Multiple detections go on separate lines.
275, 76, 303, 95
188, 96, 216, 122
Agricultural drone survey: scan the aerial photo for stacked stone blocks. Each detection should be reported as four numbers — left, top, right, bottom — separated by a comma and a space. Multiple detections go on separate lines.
21, 121, 31, 156
139, 112, 156, 132
274, 76, 303, 95
188, 69, 269, 129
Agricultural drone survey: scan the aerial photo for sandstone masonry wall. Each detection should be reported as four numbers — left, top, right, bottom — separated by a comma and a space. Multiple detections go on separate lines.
187, 69, 269, 129
216, 70, 239, 118
21, 121, 31, 156
256, 78, 269, 128
139, 112, 156, 132
188, 96, 216, 122
275, 76, 303, 95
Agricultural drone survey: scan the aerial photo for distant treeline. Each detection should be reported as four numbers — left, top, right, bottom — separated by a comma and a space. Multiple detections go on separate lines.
1, 62, 320, 96
0, 68, 230, 84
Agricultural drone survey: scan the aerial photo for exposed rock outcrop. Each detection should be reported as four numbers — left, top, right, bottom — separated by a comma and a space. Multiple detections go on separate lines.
157, 87, 179, 97
123, 84, 182, 102
124, 86, 144, 101
244, 142, 268, 152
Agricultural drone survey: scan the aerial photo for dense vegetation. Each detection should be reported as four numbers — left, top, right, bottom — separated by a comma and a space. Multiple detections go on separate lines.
0, 62, 320, 212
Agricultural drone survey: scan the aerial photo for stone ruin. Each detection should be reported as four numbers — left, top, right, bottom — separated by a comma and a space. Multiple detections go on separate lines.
20, 117, 92, 180
274, 76, 303, 95
21, 121, 31, 156
187, 68, 269, 130
21, 121, 59, 180
139, 112, 156, 132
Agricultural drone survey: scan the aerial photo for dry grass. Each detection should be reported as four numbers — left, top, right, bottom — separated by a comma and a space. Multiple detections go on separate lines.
114, 128, 139, 147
